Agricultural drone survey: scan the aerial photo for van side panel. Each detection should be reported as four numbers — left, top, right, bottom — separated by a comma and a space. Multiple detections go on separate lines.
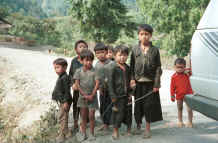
191, 29, 218, 101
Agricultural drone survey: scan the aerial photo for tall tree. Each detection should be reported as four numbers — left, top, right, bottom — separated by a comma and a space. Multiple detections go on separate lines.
67, 0, 137, 43
137, 0, 210, 57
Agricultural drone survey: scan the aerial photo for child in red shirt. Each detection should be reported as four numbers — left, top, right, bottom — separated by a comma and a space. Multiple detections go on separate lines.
170, 58, 193, 128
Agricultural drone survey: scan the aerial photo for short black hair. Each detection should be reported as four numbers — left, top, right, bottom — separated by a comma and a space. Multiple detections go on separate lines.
53, 58, 68, 67
106, 45, 114, 52
74, 40, 88, 49
80, 49, 94, 61
138, 24, 153, 34
174, 58, 186, 66
94, 42, 107, 52
114, 45, 129, 55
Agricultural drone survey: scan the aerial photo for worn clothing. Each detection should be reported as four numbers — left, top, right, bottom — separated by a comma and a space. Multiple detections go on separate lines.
72, 91, 80, 121
130, 42, 163, 124
95, 59, 113, 89
52, 72, 72, 103
134, 82, 163, 123
69, 56, 83, 121
108, 63, 130, 99
130, 42, 162, 88
69, 56, 83, 85
108, 63, 132, 128
95, 59, 113, 125
170, 72, 193, 100
99, 89, 112, 125
58, 101, 72, 136
74, 67, 99, 109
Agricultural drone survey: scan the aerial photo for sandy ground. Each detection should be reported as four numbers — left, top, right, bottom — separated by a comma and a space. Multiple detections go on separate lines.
0, 43, 218, 143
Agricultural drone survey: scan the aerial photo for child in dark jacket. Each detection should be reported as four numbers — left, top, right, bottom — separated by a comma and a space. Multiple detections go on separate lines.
69, 40, 88, 131
108, 45, 132, 139
52, 58, 72, 142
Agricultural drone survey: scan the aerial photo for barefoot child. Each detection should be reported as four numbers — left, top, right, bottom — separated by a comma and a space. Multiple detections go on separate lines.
74, 49, 100, 141
130, 24, 163, 138
52, 58, 72, 142
108, 45, 132, 139
94, 43, 113, 133
69, 40, 88, 132
170, 58, 193, 128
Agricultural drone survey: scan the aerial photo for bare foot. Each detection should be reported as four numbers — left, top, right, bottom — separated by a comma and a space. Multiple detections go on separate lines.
112, 132, 119, 140
186, 122, 193, 128
97, 124, 105, 131
177, 122, 185, 128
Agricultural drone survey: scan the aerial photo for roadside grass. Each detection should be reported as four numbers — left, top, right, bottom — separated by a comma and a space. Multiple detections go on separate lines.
0, 101, 59, 143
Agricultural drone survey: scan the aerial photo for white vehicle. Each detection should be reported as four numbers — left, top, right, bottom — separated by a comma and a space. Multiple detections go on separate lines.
185, 0, 218, 120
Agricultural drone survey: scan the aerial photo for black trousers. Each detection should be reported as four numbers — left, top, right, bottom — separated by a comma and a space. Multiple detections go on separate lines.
73, 90, 80, 121
100, 89, 112, 125
111, 97, 132, 128
134, 82, 163, 124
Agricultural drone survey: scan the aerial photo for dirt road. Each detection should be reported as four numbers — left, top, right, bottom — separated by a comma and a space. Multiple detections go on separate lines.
0, 44, 218, 143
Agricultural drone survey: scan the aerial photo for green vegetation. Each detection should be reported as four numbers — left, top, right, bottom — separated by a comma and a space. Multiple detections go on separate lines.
0, 103, 59, 143
0, 0, 210, 57
68, 0, 137, 43
137, 0, 210, 57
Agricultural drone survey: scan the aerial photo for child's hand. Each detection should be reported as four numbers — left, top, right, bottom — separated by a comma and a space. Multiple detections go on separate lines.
128, 95, 132, 101
171, 96, 175, 102
86, 95, 94, 101
130, 80, 136, 89
111, 98, 116, 103
72, 83, 78, 90
153, 88, 159, 92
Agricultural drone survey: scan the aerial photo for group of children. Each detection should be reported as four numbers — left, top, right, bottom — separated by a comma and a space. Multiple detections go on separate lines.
52, 24, 194, 142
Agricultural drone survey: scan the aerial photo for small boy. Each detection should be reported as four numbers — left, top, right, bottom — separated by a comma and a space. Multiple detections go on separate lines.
94, 43, 113, 133
106, 45, 114, 60
108, 45, 132, 139
69, 40, 88, 132
74, 49, 100, 141
52, 58, 72, 142
170, 58, 193, 128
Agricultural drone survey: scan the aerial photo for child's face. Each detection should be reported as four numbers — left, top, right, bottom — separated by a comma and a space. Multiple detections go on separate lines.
95, 50, 107, 62
115, 51, 126, 65
175, 63, 185, 73
122, 53, 128, 63
76, 42, 88, 55
53, 64, 66, 75
82, 58, 93, 70
138, 30, 152, 45
106, 50, 113, 60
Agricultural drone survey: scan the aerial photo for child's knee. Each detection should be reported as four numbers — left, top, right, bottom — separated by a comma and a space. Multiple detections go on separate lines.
89, 114, 95, 121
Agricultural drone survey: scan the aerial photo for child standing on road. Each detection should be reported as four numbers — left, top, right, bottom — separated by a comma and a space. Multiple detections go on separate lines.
130, 24, 163, 139
52, 58, 73, 142
94, 43, 113, 133
74, 49, 100, 141
170, 58, 193, 128
69, 40, 88, 132
108, 45, 132, 139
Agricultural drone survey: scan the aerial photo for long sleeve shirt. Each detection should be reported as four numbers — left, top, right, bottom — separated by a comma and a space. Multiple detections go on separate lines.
130, 42, 162, 88
69, 56, 83, 86
170, 72, 193, 100
52, 72, 72, 103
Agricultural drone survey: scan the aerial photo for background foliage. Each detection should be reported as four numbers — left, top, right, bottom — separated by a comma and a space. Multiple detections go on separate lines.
136, 0, 210, 57
67, 0, 138, 43
0, 0, 211, 57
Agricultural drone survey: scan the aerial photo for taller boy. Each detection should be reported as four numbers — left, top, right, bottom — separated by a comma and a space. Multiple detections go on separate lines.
69, 40, 88, 131
130, 24, 163, 138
